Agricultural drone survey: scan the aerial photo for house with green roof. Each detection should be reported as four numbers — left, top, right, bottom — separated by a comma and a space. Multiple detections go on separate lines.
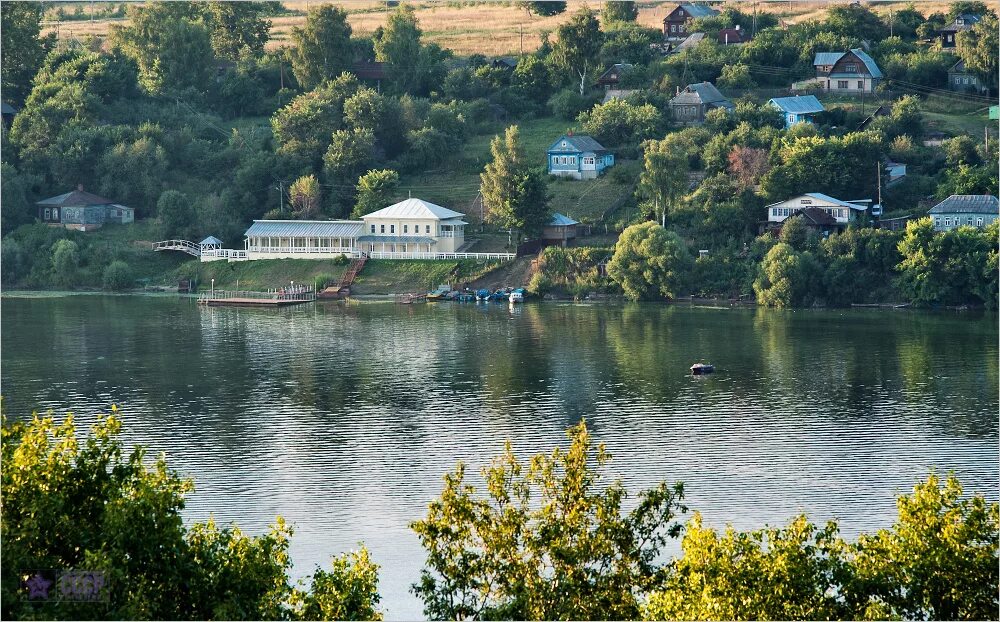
928, 195, 999, 232
812, 49, 883, 93
547, 134, 614, 180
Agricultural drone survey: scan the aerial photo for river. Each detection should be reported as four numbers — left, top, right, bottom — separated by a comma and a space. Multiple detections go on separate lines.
2, 294, 997, 619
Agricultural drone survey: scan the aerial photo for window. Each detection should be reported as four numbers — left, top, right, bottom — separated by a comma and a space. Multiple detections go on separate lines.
370, 224, 376, 233
977, 217, 984, 226
955, 76, 962, 85
788, 114, 795, 123
858, 80, 864, 90
426, 224, 431, 234
670, 24, 677, 32
52, 208, 59, 220
845, 63, 857, 73
44, 208, 51, 220
944, 217, 951, 227
837, 80, 849, 89
403, 224, 408, 233
935, 218, 941, 227
801, 199, 812, 205
390, 224, 395, 233
380, 224, 385, 233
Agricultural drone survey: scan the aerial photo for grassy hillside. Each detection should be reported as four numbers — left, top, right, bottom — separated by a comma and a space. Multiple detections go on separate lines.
351, 258, 500, 295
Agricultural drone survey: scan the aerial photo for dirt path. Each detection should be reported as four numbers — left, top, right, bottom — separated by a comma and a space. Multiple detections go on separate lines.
468, 257, 536, 291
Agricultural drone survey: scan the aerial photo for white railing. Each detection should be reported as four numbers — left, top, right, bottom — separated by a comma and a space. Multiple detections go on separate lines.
199, 287, 315, 303
247, 246, 354, 254
360, 251, 516, 261
202, 249, 249, 261
152, 239, 201, 256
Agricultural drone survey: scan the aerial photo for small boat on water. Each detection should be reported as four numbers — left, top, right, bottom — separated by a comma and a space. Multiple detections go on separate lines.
509, 288, 525, 303
475, 289, 491, 301
426, 285, 451, 302
488, 289, 508, 302
690, 363, 714, 375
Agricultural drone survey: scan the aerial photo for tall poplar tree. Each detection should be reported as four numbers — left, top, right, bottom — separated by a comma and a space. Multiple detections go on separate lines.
480, 125, 551, 242
289, 5, 353, 90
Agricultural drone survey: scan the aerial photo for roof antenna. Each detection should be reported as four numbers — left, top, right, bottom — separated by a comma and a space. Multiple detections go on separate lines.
408, 189, 411, 199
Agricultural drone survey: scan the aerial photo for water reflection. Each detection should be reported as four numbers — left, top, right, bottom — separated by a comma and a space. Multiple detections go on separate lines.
2, 295, 997, 619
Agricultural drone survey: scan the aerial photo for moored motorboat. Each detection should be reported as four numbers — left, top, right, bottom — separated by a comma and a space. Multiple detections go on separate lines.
690, 363, 714, 375
426, 285, 450, 301
509, 288, 525, 303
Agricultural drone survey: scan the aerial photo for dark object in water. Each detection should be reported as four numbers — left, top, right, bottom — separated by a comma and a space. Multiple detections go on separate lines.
691, 363, 714, 375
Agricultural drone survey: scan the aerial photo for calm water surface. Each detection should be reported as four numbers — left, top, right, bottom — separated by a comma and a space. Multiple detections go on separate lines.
2, 294, 997, 619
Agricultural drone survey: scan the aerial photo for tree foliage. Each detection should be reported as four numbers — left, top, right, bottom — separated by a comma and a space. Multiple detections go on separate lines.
607, 221, 692, 301
289, 5, 353, 91
602, 1, 638, 23
288, 174, 321, 219
203, 2, 272, 61
896, 217, 998, 307
102, 260, 135, 291
638, 138, 689, 226
481, 125, 551, 240
550, 7, 603, 95
646, 473, 999, 621
518, 1, 567, 17
0, 2, 55, 105
412, 421, 686, 620
353, 169, 400, 219
110, 2, 215, 95
579, 98, 662, 148
1, 407, 382, 620
957, 13, 999, 90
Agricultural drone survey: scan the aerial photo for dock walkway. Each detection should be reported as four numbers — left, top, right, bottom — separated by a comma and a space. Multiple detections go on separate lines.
197, 288, 315, 306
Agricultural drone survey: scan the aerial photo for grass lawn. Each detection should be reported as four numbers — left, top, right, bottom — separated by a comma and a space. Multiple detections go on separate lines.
351, 259, 500, 294
178, 258, 349, 292
547, 160, 640, 224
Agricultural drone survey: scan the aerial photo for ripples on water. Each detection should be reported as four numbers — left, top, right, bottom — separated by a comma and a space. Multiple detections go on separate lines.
3, 295, 997, 619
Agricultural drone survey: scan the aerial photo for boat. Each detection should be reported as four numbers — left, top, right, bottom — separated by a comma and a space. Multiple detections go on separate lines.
475, 288, 491, 301
488, 289, 508, 302
509, 288, 525, 303
456, 292, 475, 302
690, 363, 715, 375
426, 286, 451, 302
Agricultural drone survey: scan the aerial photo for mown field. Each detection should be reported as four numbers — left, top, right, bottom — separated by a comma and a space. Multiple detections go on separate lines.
44, 0, 964, 56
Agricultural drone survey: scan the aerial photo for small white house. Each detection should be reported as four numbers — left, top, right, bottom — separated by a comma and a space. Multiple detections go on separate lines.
765, 193, 872, 227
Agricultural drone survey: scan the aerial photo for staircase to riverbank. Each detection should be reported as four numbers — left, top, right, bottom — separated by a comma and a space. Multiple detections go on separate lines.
319, 256, 367, 298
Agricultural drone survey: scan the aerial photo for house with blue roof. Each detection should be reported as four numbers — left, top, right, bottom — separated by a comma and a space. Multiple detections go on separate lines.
812, 49, 883, 93
547, 134, 614, 180
768, 95, 825, 128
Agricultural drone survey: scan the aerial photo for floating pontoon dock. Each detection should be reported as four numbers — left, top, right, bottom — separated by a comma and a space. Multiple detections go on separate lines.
197, 288, 315, 307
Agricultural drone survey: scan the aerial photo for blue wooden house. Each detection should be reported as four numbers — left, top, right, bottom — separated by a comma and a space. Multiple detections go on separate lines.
547, 134, 614, 180
768, 95, 825, 128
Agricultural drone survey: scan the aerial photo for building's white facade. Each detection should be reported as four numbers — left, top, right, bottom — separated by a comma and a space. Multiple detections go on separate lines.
237, 199, 469, 261
766, 193, 870, 225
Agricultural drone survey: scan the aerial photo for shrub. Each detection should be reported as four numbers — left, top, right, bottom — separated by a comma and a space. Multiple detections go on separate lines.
102, 260, 134, 291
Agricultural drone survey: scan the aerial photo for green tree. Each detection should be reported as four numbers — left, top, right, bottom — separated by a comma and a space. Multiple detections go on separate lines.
343, 87, 406, 157
110, 2, 215, 95
824, 3, 889, 40
374, 5, 426, 94
412, 421, 686, 620
579, 98, 662, 148
607, 221, 692, 301
50, 239, 80, 287
288, 174, 321, 219
602, 0, 638, 23
0, 2, 55, 105
550, 7, 603, 95
203, 2, 272, 61
645, 513, 849, 620
638, 138, 689, 226
847, 473, 999, 620
957, 13, 999, 90
289, 5, 353, 90
353, 169, 399, 218
1, 408, 383, 620
271, 73, 358, 164
323, 128, 376, 182
103, 260, 134, 291
645, 473, 999, 621
480, 125, 551, 241
518, 1, 567, 17
753, 241, 817, 308
896, 217, 997, 306
157, 189, 195, 238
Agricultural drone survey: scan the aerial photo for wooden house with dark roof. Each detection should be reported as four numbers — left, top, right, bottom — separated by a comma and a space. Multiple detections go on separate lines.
928, 195, 998, 231
938, 14, 981, 48
948, 59, 988, 93
812, 49, 883, 93
670, 81, 734, 124
596, 63, 633, 90
663, 3, 719, 40
37, 186, 134, 231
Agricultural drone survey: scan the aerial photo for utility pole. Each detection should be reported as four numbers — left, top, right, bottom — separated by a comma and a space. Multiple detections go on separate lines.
519, 24, 523, 56
276, 181, 284, 213
889, 7, 893, 37
876, 161, 882, 215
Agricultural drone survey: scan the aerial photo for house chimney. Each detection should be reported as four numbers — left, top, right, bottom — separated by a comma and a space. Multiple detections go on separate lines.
735, 24, 740, 30
676, 86, 681, 95
77, 184, 84, 191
